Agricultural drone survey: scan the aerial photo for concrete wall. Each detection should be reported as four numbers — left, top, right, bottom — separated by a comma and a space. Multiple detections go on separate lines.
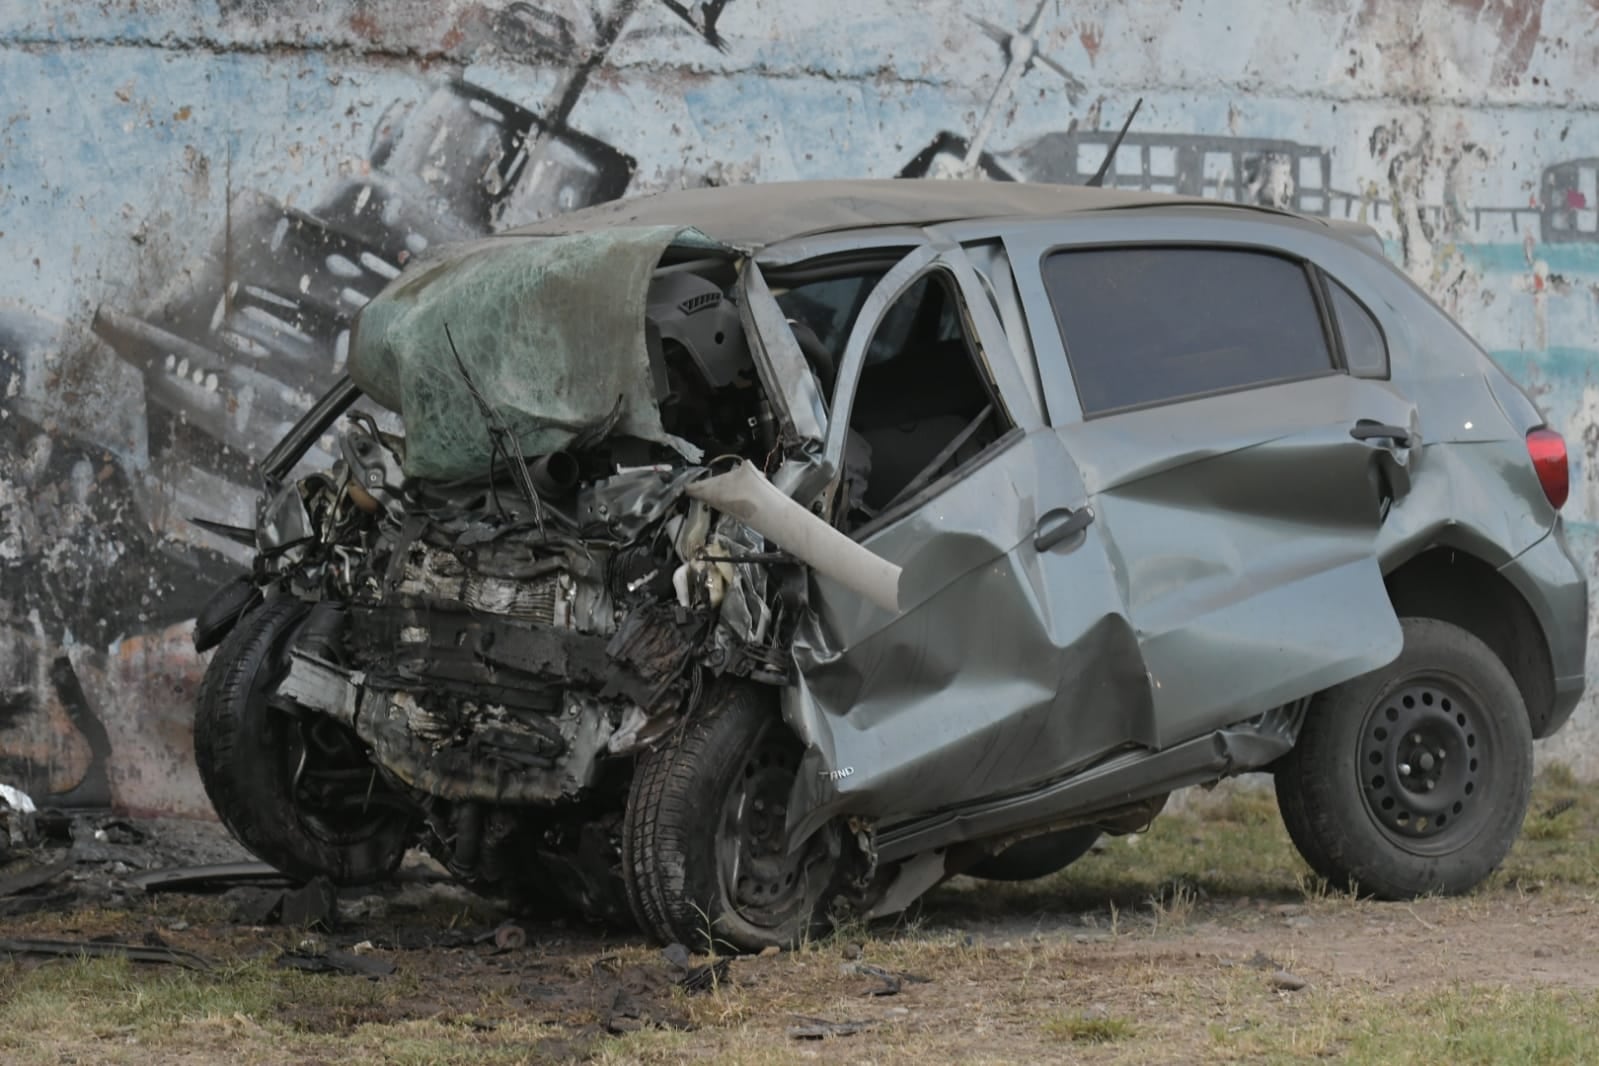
3, 0, 1597, 814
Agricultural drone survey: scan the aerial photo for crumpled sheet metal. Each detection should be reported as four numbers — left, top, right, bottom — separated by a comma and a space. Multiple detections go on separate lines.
348, 225, 720, 480
779, 374, 1436, 844
779, 430, 1154, 841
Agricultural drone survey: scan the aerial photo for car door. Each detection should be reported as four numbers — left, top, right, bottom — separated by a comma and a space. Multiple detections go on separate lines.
1010, 228, 1414, 749
782, 233, 1156, 839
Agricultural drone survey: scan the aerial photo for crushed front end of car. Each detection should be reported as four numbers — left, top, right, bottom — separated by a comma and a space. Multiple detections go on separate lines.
192, 225, 874, 931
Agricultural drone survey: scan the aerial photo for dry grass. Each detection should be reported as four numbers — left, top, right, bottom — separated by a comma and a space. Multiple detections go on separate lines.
1, 764, 1596, 1064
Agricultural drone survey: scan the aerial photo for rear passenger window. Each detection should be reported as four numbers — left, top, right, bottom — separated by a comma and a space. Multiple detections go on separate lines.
1326, 278, 1389, 378
1042, 247, 1335, 415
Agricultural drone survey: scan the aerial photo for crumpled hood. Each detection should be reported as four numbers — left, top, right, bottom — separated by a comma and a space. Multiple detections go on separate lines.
348, 225, 717, 480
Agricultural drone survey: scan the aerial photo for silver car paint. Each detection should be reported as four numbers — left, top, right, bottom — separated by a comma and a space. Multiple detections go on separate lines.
732, 206, 1584, 851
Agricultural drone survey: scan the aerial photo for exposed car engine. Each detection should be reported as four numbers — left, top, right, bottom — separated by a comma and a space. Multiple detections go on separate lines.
239, 269, 802, 917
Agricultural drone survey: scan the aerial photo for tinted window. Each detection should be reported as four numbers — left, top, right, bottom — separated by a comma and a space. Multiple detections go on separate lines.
1043, 247, 1334, 415
775, 273, 881, 354
1327, 278, 1389, 378
863, 276, 966, 365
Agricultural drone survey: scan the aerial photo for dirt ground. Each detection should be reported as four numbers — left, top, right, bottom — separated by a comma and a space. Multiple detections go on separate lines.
3, 768, 1598, 1065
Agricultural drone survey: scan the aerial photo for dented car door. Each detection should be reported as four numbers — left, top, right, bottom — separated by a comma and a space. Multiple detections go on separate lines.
1016, 235, 1415, 748
783, 237, 1155, 839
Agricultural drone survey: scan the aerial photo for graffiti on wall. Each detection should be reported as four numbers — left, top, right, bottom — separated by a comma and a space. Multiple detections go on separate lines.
0, 0, 703, 810
5, 0, 1599, 811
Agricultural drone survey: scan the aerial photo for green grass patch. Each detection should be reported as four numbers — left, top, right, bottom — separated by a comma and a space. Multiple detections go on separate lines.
934, 762, 1599, 924
0, 955, 286, 1038
1042, 1011, 1136, 1044
1342, 985, 1599, 1066
1497, 762, 1599, 887
1210, 981, 1599, 1065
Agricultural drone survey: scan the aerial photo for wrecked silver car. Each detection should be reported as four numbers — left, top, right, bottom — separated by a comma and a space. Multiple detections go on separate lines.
191, 179, 1588, 951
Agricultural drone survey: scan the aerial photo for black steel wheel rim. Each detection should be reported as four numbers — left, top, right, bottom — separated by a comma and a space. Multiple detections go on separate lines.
257, 631, 402, 845
284, 715, 403, 843
716, 726, 828, 930
1358, 674, 1495, 855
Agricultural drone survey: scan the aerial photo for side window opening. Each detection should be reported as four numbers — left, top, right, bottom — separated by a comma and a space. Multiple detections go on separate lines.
838, 271, 1012, 530
1043, 246, 1336, 415
1325, 276, 1390, 379
774, 271, 884, 395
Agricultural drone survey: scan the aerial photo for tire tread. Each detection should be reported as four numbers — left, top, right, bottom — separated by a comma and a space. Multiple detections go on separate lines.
1275, 617, 1532, 899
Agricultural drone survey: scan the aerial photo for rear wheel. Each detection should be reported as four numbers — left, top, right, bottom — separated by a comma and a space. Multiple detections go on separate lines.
1275, 618, 1532, 898
623, 685, 840, 952
194, 597, 413, 884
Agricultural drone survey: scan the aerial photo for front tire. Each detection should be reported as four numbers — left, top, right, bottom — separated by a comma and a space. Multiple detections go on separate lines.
194, 597, 413, 884
622, 685, 839, 952
1275, 617, 1532, 899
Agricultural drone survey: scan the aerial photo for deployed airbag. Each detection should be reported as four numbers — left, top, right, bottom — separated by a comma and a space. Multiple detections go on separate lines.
348, 226, 715, 480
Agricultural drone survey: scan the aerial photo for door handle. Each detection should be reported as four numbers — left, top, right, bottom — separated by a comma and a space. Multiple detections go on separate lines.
1350, 421, 1413, 448
1034, 505, 1095, 552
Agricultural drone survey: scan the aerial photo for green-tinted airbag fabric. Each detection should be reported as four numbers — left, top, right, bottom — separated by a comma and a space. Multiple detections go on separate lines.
348, 225, 704, 480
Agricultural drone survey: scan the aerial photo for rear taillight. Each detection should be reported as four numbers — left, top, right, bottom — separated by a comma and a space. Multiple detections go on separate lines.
1526, 427, 1570, 510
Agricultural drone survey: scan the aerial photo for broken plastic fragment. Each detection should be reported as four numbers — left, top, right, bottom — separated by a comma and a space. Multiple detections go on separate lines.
686, 461, 901, 613
0, 785, 35, 816
0, 785, 38, 857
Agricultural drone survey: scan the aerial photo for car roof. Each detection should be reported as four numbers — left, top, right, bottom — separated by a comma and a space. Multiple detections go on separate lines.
498, 178, 1308, 251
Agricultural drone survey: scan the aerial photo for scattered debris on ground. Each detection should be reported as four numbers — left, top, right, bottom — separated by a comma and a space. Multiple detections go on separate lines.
0, 784, 38, 866
0, 859, 70, 900
788, 1015, 881, 1039
1, 777, 1596, 1063
847, 960, 932, 997
1268, 969, 1309, 992
0, 936, 214, 970
275, 944, 396, 979
129, 861, 288, 894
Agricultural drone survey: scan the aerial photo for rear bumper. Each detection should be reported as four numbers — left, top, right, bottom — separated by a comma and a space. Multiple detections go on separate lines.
1500, 519, 1589, 738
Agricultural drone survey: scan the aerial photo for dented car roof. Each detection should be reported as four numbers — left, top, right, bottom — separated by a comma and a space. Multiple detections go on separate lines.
499, 178, 1288, 250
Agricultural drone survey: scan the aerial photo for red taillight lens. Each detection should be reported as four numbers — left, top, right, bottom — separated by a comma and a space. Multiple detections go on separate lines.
1526, 427, 1570, 510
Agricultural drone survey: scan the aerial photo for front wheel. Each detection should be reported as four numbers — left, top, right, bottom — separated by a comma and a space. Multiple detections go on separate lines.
1275, 617, 1532, 899
622, 685, 839, 952
194, 597, 413, 884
